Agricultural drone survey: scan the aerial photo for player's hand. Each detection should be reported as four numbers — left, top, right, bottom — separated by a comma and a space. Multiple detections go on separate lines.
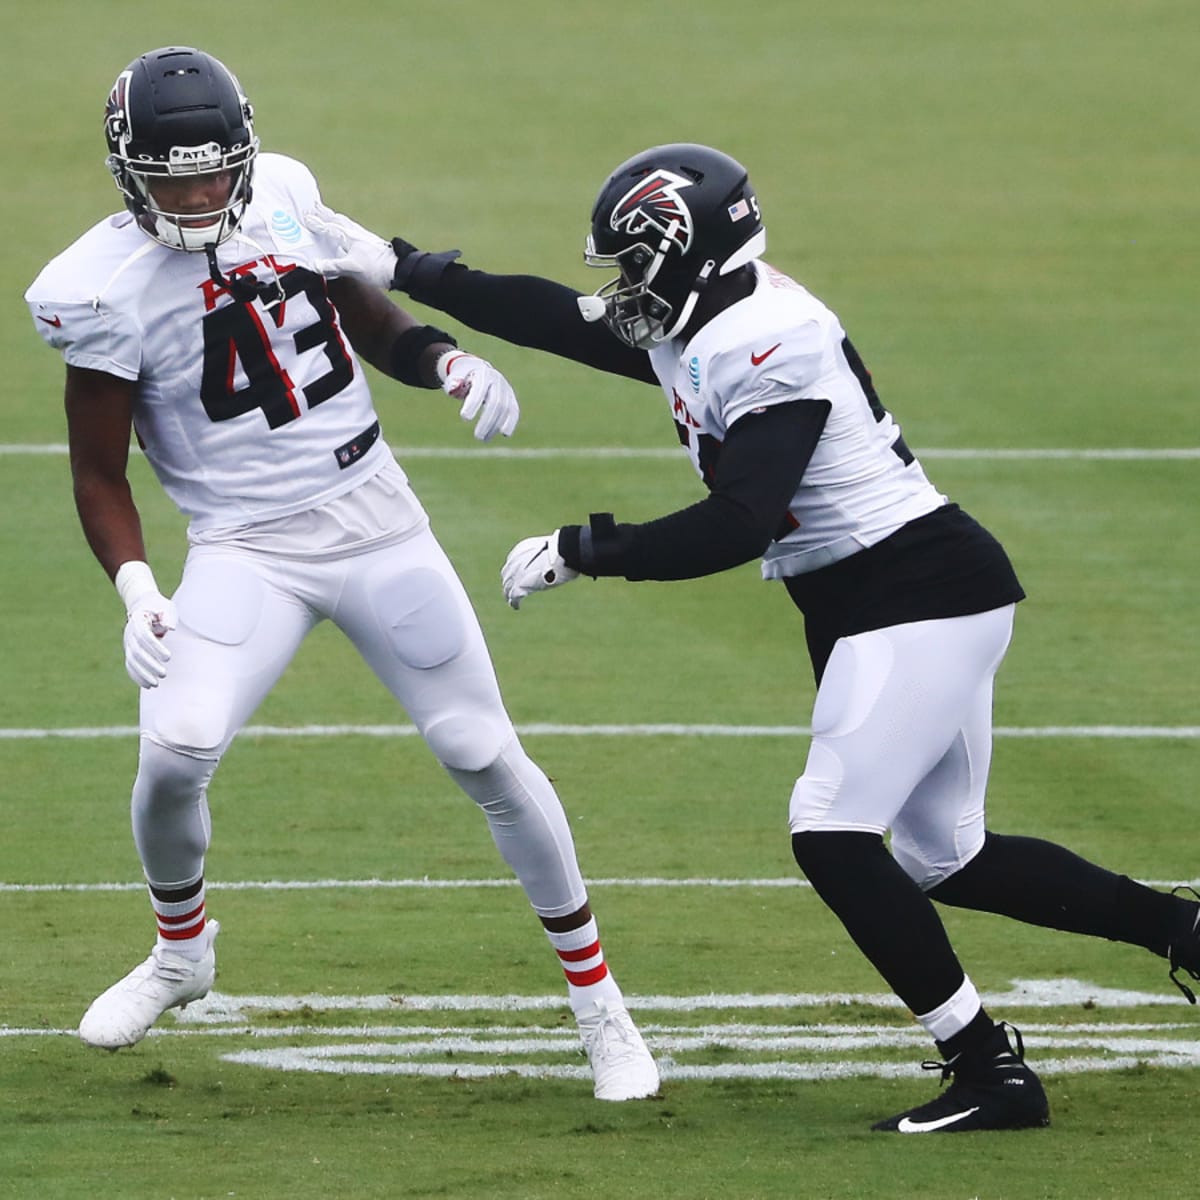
304, 204, 397, 290
123, 589, 178, 689
438, 351, 520, 441
501, 532, 579, 610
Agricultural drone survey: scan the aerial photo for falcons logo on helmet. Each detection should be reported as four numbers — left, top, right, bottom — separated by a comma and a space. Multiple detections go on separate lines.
609, 169, 695, 253
105, 70, 133, 143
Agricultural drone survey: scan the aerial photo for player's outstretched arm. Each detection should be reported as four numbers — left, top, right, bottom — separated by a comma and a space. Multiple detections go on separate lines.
327, 273, 519, 442
304, 204, 654, 383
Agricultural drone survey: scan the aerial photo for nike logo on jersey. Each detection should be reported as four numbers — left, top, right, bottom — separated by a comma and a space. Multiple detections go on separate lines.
38, 314, 63, 328
896, 1107, 981, 1133
750, 342, 781, 365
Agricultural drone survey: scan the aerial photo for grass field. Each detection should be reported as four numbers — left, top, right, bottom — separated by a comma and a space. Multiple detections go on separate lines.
2, 2, 1198, 1197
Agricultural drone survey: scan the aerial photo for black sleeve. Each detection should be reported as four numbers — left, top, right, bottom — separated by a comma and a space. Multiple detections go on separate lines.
556, 399, 831, 581
390, 239, 657, 385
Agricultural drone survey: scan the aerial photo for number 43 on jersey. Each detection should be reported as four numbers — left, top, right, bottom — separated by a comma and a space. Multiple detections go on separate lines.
200, 257, 354, 429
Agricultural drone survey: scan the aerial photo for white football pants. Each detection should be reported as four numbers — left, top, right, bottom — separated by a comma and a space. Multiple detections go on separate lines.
788, 605, 1016, 889
132, 526, 587, 918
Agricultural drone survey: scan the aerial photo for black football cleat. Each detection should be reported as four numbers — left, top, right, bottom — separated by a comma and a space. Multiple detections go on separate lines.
1167, 886, 1200, 1004
872, 1023, 1050, 1134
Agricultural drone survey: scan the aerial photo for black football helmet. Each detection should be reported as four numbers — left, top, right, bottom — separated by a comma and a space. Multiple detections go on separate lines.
104, 46, 258, 252
579, 143, 767, 348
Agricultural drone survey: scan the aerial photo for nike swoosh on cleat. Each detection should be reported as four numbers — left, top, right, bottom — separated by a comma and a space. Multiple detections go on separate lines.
896, 1107, 981, 1133
38, 314, 63, 328
750, 343, 781, 365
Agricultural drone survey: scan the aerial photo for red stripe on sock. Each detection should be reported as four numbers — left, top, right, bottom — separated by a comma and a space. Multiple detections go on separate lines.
564, 963, 610, 987
158, 915, 206, 940
157, 902, 205, 929
557, 940, 602, 963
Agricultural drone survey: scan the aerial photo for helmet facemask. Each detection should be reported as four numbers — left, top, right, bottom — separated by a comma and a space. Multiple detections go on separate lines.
581, 235, 703, 350
109, 142, 257, 252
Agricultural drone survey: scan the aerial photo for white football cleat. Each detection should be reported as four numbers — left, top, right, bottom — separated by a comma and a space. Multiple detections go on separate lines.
576, 998, 660, 1101
78, 920, 219, 1050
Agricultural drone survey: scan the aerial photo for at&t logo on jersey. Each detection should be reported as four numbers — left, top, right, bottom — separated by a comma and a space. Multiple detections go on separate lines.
688, 356, 701, 394
270, 210, 304, 244
609, 169, 695, 253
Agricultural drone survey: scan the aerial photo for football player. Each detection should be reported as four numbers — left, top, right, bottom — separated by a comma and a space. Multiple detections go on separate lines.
308, 142, 1200, 1132
24, 47, 659, 1102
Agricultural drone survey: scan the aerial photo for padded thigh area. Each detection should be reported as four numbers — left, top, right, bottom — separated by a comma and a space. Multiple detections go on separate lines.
368, 564, 465, 669
789, 609, 1013, 844
140, 550, 315, 756
176, 557, 265, 646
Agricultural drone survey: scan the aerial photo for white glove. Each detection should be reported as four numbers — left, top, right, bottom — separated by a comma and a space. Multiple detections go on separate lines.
501, 531, 579, 610
437, 350, 520, 441
304, 203, 397, 290
115, 561, 178, 689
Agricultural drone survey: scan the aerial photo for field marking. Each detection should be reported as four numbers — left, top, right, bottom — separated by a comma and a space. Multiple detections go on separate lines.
4, 875, 1198, 894
3, 444, 1198, 461
170, 978, 1191, 1021
4, 1019, 1190, 1041
3, 722, 1197, 741
7, 982, 1198, 1081
8, 1019, 1188, 1040
10, 1025, 1200, 1083
1, 877, 809, 894
219, 1038, 1200, 1082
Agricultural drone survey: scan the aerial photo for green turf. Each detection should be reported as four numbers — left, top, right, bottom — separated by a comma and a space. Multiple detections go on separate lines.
3, 1, 1198, 1197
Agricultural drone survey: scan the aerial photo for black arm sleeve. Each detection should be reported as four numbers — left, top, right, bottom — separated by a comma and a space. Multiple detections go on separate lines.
390, 238, 656, 384
557, 399, 831, 581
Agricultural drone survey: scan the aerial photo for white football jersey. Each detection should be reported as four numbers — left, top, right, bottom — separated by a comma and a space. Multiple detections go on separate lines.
25, 153, 399, 535
647, 260, 946, 577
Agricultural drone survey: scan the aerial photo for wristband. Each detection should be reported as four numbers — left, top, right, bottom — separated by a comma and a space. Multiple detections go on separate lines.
390, 240, 462, 296
557, 525, 583, 572
582, 512, 629, 578
388, 325, 458, 388
115, 560, 158, 611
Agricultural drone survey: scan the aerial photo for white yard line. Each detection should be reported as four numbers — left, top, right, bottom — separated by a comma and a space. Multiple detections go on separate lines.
3, 723, 1197, 740
2, 444, 1198, 460
3, 874, 1197, 893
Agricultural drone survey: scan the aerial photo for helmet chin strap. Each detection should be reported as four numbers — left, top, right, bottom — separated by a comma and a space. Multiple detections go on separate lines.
203, 241, 283, 308
657, 258, 715, 342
